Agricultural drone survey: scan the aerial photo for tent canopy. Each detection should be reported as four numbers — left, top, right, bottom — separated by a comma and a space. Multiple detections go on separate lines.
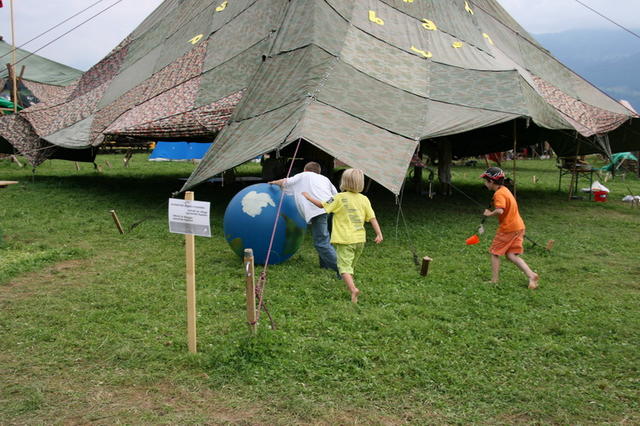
181, 0, 637, 193
1, 1, 638, 193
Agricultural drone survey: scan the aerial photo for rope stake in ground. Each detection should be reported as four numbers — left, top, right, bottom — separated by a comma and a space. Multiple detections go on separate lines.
244, 249, 257, 335
255, 271, 276, 330
394, 183, 421, 267
253, 138, 303, 330
109, 209, 125, 234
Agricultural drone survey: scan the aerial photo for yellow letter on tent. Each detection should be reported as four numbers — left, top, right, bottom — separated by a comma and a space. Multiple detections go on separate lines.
215, 1, 227, 12
188, 34, 203, 45
422, 19, 437, 31
369, 10, 384, 25
465, 1, 474, 15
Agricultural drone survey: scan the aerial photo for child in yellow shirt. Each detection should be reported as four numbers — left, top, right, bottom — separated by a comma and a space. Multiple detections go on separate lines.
303, 169, 383, 303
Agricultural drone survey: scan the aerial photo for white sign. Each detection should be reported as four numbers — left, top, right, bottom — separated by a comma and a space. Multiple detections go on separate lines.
168, 198, 211, 237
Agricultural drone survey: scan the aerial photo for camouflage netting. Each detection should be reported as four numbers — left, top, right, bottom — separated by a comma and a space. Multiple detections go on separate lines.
1, 1, 638, 193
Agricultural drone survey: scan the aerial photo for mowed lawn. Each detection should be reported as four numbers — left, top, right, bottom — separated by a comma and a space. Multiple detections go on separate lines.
1, 154, 638, 424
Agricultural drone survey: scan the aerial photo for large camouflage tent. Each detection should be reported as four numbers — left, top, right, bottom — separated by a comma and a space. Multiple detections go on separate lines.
2, 0, 639, 194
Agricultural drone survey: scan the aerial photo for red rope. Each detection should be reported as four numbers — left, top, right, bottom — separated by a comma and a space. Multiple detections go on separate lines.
255, 138, 303, 326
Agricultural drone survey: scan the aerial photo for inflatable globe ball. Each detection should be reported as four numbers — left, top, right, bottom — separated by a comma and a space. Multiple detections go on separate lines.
223, 183, 307, 265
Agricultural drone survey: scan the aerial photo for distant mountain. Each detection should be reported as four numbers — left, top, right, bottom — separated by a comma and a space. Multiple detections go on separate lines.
533, 29, 640, 112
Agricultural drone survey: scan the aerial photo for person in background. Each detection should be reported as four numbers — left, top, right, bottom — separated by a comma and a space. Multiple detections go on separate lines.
302, 169, 383, 303
270, 162, 338, 275
481, 167, 539, 289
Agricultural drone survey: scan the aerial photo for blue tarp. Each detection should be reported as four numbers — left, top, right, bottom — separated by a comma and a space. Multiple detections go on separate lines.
148, 142, 212, 161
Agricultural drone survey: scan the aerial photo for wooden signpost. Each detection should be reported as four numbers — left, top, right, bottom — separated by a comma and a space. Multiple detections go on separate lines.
184, 192, 197, 353
168, 192, 211, 354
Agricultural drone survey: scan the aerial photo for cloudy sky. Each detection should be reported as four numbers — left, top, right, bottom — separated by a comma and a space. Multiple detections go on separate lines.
1, 0, 639, 70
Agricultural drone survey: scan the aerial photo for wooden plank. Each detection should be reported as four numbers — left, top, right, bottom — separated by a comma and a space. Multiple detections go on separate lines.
0, 180, 19, 188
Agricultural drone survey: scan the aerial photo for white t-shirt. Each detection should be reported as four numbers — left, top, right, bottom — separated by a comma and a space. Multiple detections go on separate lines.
283, 171, 337, 223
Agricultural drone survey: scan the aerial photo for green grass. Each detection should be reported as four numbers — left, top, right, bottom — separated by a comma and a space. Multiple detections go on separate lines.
1, 153, 639, 424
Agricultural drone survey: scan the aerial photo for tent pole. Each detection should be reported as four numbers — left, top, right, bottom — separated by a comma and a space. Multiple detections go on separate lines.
512, 120, 517, 197
569, 137, 581, 200
10, 0, 18, 112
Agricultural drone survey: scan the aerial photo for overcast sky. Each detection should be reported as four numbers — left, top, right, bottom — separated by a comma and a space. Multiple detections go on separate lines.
1, 0, 639, 70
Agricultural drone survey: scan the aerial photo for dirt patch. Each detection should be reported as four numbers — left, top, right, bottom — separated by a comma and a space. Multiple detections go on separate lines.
2, 366, 421, 425
59, 383, 260, 424
0, 259, 91, 301
7, 375, 265, 425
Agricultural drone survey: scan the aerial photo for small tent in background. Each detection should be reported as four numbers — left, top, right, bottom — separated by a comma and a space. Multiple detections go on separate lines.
1, 1, 639, 194
600, 152, 638, 172
0, 39, 83, 106
148, 141, 212, 162
0, 38, 83, 157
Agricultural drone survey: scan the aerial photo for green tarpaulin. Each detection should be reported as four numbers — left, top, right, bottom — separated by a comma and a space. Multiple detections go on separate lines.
0, 98, 23, 114
600, 152, 638, 172
0, 40, 83, 86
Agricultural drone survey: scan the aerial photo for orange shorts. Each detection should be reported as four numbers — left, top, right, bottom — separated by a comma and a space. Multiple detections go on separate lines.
489, 230, 524, 256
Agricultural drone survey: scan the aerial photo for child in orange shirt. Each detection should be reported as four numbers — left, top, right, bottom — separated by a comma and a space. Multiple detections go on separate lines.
481, 167, 539, 289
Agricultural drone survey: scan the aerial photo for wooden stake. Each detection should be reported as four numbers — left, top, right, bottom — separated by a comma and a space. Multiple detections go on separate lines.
10, 155, 23, 168
244, 249, 257, 335
109, 210, 125, 234
123, 149, 133, 168
5, 64, 22, 110
105, 160, 112, 169
74, 162, 80, 171
185, 191, 197, 353
420, 256, 432, 277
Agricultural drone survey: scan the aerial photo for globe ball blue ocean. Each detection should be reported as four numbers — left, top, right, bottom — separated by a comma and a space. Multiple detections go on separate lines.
223, 183, 307, 265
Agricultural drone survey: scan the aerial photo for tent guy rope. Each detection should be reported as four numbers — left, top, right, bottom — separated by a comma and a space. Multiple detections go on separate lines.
254, 137, 303, 330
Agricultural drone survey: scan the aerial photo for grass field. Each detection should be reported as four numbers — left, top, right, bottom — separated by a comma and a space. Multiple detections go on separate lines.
1, 153, 639, 424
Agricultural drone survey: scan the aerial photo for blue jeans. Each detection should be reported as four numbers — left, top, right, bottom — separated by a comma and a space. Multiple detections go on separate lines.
310, 214, 338, 272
